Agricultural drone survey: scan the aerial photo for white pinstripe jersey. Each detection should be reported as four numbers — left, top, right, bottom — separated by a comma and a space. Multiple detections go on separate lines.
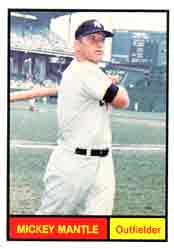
57, 59, 113, 149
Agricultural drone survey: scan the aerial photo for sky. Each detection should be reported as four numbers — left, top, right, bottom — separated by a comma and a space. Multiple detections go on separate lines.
50, 12, 167, 61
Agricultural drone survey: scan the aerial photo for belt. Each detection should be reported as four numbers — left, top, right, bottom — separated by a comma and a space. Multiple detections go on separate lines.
75, 148, 109, 157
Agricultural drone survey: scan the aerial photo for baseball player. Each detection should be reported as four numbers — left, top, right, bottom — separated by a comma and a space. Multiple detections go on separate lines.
11, 19, 129, 215
36, 19, 129, 215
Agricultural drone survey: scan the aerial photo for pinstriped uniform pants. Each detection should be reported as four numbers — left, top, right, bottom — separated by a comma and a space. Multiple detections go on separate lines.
36, 145, 116, 215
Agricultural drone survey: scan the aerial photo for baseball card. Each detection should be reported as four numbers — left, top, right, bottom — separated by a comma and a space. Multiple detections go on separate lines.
7, 9, 168, 241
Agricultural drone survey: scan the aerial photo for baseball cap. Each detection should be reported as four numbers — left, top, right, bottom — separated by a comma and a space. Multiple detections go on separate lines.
75, 19, 113, 39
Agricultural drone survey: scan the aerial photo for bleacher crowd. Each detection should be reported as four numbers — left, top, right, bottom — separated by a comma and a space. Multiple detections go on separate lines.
11, 31, 68, 52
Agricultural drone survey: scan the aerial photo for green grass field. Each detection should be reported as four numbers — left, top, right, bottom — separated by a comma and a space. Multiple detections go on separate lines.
9, 102, 166, 215
10, 102, 165, 144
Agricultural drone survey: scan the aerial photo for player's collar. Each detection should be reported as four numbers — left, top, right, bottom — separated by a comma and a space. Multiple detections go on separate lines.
72, 59, 99, 68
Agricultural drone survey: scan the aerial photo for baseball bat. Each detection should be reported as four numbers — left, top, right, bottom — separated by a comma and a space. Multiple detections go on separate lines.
10, 87, 59, 102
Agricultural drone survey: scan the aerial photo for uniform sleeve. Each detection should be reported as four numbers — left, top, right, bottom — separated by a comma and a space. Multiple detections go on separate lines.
81, 66, 112, 100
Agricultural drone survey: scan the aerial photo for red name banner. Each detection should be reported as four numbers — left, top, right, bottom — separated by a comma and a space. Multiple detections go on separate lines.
9, 216, 108, 240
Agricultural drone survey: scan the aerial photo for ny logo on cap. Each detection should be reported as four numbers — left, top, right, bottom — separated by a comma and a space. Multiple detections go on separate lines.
94, 21, 102, 28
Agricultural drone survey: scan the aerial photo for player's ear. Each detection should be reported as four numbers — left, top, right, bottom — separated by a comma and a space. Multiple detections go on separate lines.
74, 39, 81, 52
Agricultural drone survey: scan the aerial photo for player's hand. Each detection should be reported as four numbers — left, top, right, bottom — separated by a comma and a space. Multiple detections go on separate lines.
108, 75, 120, 84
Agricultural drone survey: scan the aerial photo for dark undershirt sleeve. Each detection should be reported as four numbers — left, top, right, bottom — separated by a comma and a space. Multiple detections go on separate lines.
103, 84, 119, 103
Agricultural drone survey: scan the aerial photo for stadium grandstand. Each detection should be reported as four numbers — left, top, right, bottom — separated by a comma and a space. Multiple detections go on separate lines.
10, 11, 74, 100
11, 31, 67, 51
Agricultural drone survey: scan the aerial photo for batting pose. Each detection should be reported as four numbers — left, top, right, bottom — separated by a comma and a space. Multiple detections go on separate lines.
11, 20, 129, 215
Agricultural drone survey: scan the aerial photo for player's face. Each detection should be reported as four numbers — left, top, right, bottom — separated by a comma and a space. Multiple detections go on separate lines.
77, 32, 105, 63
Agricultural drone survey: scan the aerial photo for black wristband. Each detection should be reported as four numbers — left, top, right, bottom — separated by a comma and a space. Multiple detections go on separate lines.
103, 84, 119, 103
